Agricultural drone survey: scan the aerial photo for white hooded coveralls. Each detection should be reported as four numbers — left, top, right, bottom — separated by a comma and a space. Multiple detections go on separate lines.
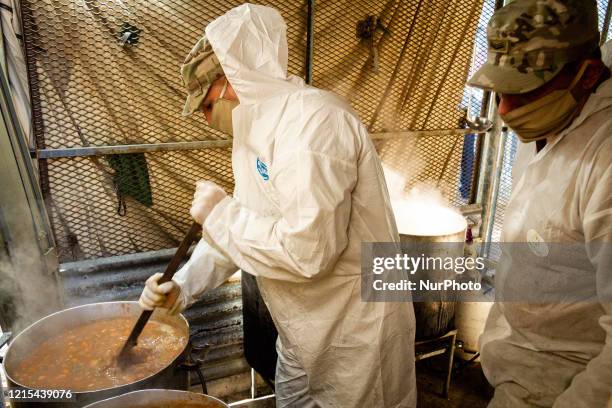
480, 76, 612, 407
173, 4, 417, 407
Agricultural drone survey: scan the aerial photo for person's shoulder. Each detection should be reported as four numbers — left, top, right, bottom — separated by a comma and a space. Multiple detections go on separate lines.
581, 105, 612, 157
275, 88, 363, 159
572, 106, 612, 188
289, 87, 360, 123
563, 95, 612, 156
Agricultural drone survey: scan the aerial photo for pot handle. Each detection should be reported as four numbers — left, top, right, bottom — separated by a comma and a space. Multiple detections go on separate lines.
180, 343, 211, 394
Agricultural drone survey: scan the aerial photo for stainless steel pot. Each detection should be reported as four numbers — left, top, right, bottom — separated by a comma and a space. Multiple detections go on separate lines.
3, 302, 192, 408
83, 389, 228, 408
399, 220, 467, 340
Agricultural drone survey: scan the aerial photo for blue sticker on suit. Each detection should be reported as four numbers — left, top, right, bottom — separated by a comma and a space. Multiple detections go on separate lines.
256, 158, 269, 181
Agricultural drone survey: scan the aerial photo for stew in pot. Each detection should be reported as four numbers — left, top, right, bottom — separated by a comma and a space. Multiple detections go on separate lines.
13, 317, 187, 391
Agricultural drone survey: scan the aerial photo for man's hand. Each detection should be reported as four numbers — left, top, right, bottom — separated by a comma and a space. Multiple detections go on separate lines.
190, 180, 227, 225
139, 273, 184, 315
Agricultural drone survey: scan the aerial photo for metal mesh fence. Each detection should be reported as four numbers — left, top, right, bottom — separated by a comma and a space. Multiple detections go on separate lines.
22, 0, 306, 149
312, 0, 483, 132
21, 0, 306, 261
46, 149, 234, 261
372, 131, 476, 206
598, 0, 612, 40
312, 0, 485, 207
462, 0, 496, 120
22, 0, 492, 261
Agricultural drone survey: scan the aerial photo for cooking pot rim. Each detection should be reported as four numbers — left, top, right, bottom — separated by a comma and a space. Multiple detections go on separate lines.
4, 301, 190, 394
82, 389, 229, 408
398, 224, 468, 238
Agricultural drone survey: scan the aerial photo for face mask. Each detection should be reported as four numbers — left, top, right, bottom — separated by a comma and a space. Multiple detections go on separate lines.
210, 79, 239, 136
500, 62, 589, 142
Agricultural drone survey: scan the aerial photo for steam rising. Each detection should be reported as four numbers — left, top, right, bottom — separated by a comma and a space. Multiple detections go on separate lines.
0, 205, 61, 333
383, 165, 466, 237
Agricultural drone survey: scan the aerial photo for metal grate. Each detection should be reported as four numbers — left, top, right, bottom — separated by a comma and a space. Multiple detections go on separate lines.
312, 0, 483, 132
21, 0, 306, 261
311, 0, 484, 207
598, 0, 612, 42
22, 0, 498, 260
461, 0, 497, 120
46, 148, 234, 261
372, 131, 475, 206
22, 0, 306, 149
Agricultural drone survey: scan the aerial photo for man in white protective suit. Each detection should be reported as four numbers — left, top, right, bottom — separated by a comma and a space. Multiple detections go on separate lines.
466, 0, 612, 407
139, 4, 417, 407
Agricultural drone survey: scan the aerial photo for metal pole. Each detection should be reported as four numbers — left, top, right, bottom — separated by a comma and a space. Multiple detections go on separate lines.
469, 0, 505, 204
0, 53, 55, 253
36, 139, 233, 158
36, 130, 472, 158
250, 368, 256, 399
601, 0, 612, 45
468, 90, 493, 204
305, 0, 315, 84
482, 126, 507, 257
442, 332, 457, 399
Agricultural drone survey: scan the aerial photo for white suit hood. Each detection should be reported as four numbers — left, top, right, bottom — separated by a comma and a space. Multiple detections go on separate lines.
205, 4, 302, 105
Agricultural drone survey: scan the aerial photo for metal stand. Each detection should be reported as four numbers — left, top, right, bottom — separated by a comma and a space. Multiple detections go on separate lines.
414, 329, 457, 399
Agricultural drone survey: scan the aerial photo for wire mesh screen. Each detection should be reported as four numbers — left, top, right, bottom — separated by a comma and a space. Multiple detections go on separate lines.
21, 0, 307, 261
372, 131, 476, 206
598, 0, 612, 40
462, 0, 496, 121
46, 149, 234, 261
22, 0, 306, 149
22, 0, 495, 261
311, 0, 484, 206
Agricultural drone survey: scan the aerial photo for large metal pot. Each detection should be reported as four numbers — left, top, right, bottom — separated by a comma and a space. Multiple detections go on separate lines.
3, 302, 192, 408
394, 201, 467, 340
83, 389, 228, 408
400, 229, 466, 340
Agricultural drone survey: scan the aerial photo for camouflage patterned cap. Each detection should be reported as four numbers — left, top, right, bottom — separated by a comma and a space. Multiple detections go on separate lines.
180, 35, 225, 116
467, 0, 600, 94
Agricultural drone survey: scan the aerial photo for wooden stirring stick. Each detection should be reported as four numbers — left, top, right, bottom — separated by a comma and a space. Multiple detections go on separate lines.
118, 222, 201, 363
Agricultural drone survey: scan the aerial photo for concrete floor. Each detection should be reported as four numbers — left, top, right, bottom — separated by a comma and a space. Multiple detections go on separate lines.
214, 355, 494, 407
0, 360, 492, 408
416, 356, 493, 408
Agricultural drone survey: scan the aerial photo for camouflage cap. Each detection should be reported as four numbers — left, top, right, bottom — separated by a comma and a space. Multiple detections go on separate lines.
180, 35, 225, 116
467, 0, 600, 94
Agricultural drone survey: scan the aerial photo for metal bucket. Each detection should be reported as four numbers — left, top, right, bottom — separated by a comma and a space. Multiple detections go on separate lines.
3, 302, 192, 407
83, 389, 228, 408
396, 205, 467, 340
